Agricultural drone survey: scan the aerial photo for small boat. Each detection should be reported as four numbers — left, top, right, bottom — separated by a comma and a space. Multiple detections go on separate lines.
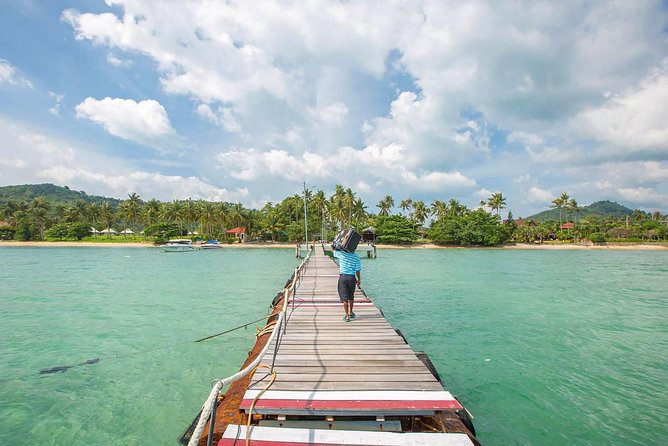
161, 239, 195, 252
201, 239, 224, 249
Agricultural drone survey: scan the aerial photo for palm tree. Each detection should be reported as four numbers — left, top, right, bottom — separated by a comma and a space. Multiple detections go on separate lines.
119, 201, 132, 230
54, 203, 67, 223
376, 195, 394, 216
567, 199, 579, 225
411, 200, 428, 225
399, 198, 412, 216
487, 192, 507, 216
632, 209, 646, 223
2, 200, 27, 228
195, 201, 213, 236
312, 190, 329, 239
551, 192, 569, 230
183, 199, 197, 234
160, 201, 184, 231
262, 206, 284, 241
30, 197, 50, 239
123, 192, 142, 230
99, 201, 115, 235
329, 198, 346, 229
143, 199, 161, 226
229, 203, 246, 228
88, 203, 101, 227
352, 197, 368, 229
447, 199, 467, 218
431, 200, 448, 220
343, 188, 356, 224
216, 202, 228, 232
68, 200, 89, 223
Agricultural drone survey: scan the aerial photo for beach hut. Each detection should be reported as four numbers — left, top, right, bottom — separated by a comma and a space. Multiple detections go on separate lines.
90, 227, 100, 236
100, 228, 117, 236
226, 227, 246, 243
361, 227, 376, 243
120, 228, 134, 237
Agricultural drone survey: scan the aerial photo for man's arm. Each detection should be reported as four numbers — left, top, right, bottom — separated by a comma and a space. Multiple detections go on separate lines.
355, 271, 361, 286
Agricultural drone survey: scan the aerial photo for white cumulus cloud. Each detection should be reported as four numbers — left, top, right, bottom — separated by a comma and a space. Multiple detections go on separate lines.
315, 102, 349, 125
0, 59, 33, 88
215, 143, 476, 194
196, 103, 242, 133
526, 186, 553, 204
573, 64, 668, 154
75, 97, 181, 151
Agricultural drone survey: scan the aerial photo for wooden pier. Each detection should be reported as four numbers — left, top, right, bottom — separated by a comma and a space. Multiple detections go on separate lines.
188, 246, 477, 446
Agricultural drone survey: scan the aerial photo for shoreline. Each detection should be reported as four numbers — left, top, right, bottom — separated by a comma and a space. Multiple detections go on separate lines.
1, 241, 667, 250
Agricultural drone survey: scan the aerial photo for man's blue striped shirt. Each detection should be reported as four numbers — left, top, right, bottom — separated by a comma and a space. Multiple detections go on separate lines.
333, 250, 361, 275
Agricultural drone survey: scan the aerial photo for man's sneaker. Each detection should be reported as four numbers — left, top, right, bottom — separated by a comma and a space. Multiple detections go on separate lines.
349, 312, 356, 319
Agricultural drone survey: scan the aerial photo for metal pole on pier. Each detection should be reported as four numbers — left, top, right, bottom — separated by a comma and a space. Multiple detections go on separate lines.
303, 181, 309, 251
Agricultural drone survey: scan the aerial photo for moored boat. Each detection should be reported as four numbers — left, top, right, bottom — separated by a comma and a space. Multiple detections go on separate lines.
201, 239, 223, 249
161, 239, 195, 252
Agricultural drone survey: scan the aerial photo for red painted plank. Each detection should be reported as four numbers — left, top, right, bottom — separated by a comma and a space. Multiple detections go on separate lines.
239, 399, 462, 411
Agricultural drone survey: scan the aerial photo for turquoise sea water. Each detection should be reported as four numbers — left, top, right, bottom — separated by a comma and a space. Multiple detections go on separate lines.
1, 247, 666, 445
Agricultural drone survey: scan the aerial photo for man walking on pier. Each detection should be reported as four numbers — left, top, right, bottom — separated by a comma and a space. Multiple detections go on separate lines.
332, 245, 361, 322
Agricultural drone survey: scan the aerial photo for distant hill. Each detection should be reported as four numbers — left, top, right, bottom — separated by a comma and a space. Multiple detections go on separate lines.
0, 183, 123, 208
526, 200, 633, 222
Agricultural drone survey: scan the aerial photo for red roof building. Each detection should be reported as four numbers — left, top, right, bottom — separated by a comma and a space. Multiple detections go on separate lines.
226, 227, 246, 242
560, 222, 575, 230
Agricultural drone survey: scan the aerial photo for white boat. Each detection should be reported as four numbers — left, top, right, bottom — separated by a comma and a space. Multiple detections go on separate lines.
201, 239, 223, 249
161, 239, 195, 252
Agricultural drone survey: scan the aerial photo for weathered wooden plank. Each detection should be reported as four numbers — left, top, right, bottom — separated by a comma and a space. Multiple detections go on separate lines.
283, 321, 391, 326
284, 326, 397, 331
271, 343, 406, 350
220, 425, 474, 445
268, 345, 413, 352
270, 359, 425, 366
268, 349, 415, 357
280, 334, 400, 338
283, 329, 399, 335
251, 373, 436, 383
271, 366, 431, 374
269, 338, 408, 350
248, 381, 444, 391
263, 355, 419, 361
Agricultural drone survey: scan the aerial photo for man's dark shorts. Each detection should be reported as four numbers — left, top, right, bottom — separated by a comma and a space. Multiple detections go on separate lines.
337, 274, 356, 302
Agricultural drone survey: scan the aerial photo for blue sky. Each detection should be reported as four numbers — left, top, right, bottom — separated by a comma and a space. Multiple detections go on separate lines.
1, 0, 667, 217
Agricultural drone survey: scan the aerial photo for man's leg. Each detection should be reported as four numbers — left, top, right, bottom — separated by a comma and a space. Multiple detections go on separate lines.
348, 277, 356, 318
338, 275, 350, 320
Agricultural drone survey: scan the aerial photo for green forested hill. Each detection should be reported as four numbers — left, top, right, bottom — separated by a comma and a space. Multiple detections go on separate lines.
526, 200, 633, 222
0, 184, 122, 207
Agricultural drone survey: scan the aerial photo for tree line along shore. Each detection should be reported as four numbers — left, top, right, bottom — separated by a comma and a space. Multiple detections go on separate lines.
1, 186, 667, 247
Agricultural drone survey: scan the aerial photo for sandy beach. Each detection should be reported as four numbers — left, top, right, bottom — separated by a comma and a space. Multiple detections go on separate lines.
1, 241, 666, 250
0, 241, 295, 248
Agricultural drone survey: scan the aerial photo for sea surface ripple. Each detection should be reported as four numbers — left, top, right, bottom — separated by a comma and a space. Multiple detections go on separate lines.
1, 247, 666, 445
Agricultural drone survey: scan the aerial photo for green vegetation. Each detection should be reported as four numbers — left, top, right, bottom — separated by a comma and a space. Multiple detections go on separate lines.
528, 199, 633, 222
374, 215, 417, 244
0, 184, 666, 246
429, 209, 511, 246
0, 183, 122, 208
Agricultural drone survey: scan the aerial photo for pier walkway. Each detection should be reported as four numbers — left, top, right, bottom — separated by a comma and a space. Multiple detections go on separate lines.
219, 247, 475, 446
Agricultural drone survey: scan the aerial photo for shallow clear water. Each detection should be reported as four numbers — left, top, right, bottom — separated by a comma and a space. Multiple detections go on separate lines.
1, 247, 666, 445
